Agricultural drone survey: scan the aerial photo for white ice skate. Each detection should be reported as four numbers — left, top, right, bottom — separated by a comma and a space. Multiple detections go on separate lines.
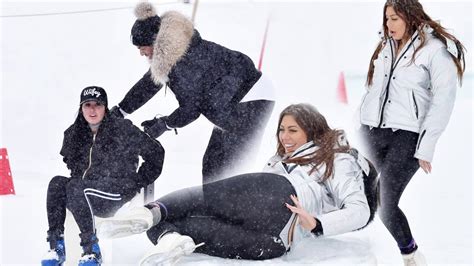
98, 206, 154, 239
139, 233, 204, 266
402, 250, 427, 266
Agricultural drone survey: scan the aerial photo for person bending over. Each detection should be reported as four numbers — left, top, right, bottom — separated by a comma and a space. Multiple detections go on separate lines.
110, 2, 275, 183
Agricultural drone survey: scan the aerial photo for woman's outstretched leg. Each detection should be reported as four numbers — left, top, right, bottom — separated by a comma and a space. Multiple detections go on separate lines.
140, 216, 286, 265
173, 216, 287, 260
145, 173, 295, 242
138, 173, 294, 264
99, 185, 206, 238
100, 173, 294, 244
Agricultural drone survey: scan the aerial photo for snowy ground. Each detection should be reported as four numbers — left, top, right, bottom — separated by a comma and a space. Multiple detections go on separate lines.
1, 1, 472, 265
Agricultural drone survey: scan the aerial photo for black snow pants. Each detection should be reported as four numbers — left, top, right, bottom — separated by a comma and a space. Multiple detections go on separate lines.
202, 100, 274, 183
146, 172, 295, 260
359, 125, 420, 247
46, 176, 138, 249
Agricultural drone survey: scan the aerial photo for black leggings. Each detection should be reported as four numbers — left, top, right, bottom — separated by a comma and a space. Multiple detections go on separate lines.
359, 126, 420, 247
146, 172, 295, 260
46, 176, 137, 247
202, 100, 274, 183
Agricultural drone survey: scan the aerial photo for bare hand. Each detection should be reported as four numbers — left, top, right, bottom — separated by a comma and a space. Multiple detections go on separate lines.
419, 159, 432, 174
285, 194, 317, 231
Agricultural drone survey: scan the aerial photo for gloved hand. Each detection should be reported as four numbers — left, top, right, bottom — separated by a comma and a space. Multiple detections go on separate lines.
109, 105, 125, 118
141, 117, 170, 139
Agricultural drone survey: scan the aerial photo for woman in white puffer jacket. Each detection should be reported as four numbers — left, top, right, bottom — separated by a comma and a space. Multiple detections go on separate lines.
99, 104, 377, 264
358, 0, 466, 265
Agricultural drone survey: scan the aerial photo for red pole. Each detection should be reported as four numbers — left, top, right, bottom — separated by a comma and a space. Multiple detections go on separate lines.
258, 16, 271, 71
0, 148, 15, 195
337, 71, 349, 104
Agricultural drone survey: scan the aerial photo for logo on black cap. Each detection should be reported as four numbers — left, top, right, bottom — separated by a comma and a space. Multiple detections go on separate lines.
80, 86, 108, 106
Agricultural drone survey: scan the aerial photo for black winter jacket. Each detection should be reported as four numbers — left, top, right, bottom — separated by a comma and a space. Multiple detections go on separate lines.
118, 11, 261, 131
60, 114, 164, 190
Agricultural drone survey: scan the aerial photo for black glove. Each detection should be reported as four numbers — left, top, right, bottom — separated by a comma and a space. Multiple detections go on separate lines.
109, 105, 124, 118
141, 117, 170, 139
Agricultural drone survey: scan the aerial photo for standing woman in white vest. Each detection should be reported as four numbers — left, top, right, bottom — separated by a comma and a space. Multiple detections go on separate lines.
358, 0, 465, 265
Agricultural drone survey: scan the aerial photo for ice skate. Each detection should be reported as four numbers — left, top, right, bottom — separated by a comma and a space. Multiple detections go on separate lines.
402, 249, 427, 266
41, 239, 66, 266
78, 240, 102, 266
98, 206, 154, 238
139, 233, 204, 266
78, 253, 101, 266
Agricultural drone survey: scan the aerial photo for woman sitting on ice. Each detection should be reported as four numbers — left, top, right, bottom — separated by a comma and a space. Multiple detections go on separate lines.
41, 86, 164, 266
100, 103, 378, 265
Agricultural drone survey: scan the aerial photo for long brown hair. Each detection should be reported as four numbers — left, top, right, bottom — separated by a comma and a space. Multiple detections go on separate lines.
276, 104, 350, 181
366, 0, 466, 86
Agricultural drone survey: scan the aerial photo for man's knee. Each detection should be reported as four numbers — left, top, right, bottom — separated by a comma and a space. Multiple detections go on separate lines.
65, 178, 85, 198
48, 175, 69, 192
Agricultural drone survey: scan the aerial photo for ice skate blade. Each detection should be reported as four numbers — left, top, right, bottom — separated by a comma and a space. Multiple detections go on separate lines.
98, 219, 149, 239
41, 260, 64, 266
139, 242, 204, 266
140, 248, 184, 266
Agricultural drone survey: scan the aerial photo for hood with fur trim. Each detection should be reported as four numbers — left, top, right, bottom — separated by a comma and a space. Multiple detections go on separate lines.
149, 11, 194, 85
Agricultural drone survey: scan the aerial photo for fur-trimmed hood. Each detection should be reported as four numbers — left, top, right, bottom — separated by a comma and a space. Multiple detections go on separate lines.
149, 11, 194, 85
121, 3, 262, 130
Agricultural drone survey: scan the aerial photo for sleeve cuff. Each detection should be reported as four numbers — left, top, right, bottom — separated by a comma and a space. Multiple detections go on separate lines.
118, 106, 129, 117
311, 218, 324, 237
164, 122, 174, 130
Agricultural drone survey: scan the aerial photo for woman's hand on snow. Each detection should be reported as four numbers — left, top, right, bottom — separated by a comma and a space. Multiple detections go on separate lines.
285, 194, 317, 231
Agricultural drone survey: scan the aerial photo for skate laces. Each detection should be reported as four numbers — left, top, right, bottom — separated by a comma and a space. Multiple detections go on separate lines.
184, 242, 204, 254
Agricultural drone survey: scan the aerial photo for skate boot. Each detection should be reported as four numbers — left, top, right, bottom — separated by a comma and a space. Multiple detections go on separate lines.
402, 249, 427, 266
139, 232, 204, 266
99, 206, 155, 238
79, 234, 102, 266
41, 238, 66, 266
41, 233, 66, 266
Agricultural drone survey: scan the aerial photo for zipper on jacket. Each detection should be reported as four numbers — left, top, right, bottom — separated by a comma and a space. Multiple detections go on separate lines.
82, 133, 97, 179
412, 90, 419, 119
416, 129, 426, 150
377, 34, 419, 128
287, 214, 298, 249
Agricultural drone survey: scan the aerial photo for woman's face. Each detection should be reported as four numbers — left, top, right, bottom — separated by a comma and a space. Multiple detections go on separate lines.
82, 101, 105, 125
279, 115, 308, 155
138, 46, 154, 59
385, 6, 408, 42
